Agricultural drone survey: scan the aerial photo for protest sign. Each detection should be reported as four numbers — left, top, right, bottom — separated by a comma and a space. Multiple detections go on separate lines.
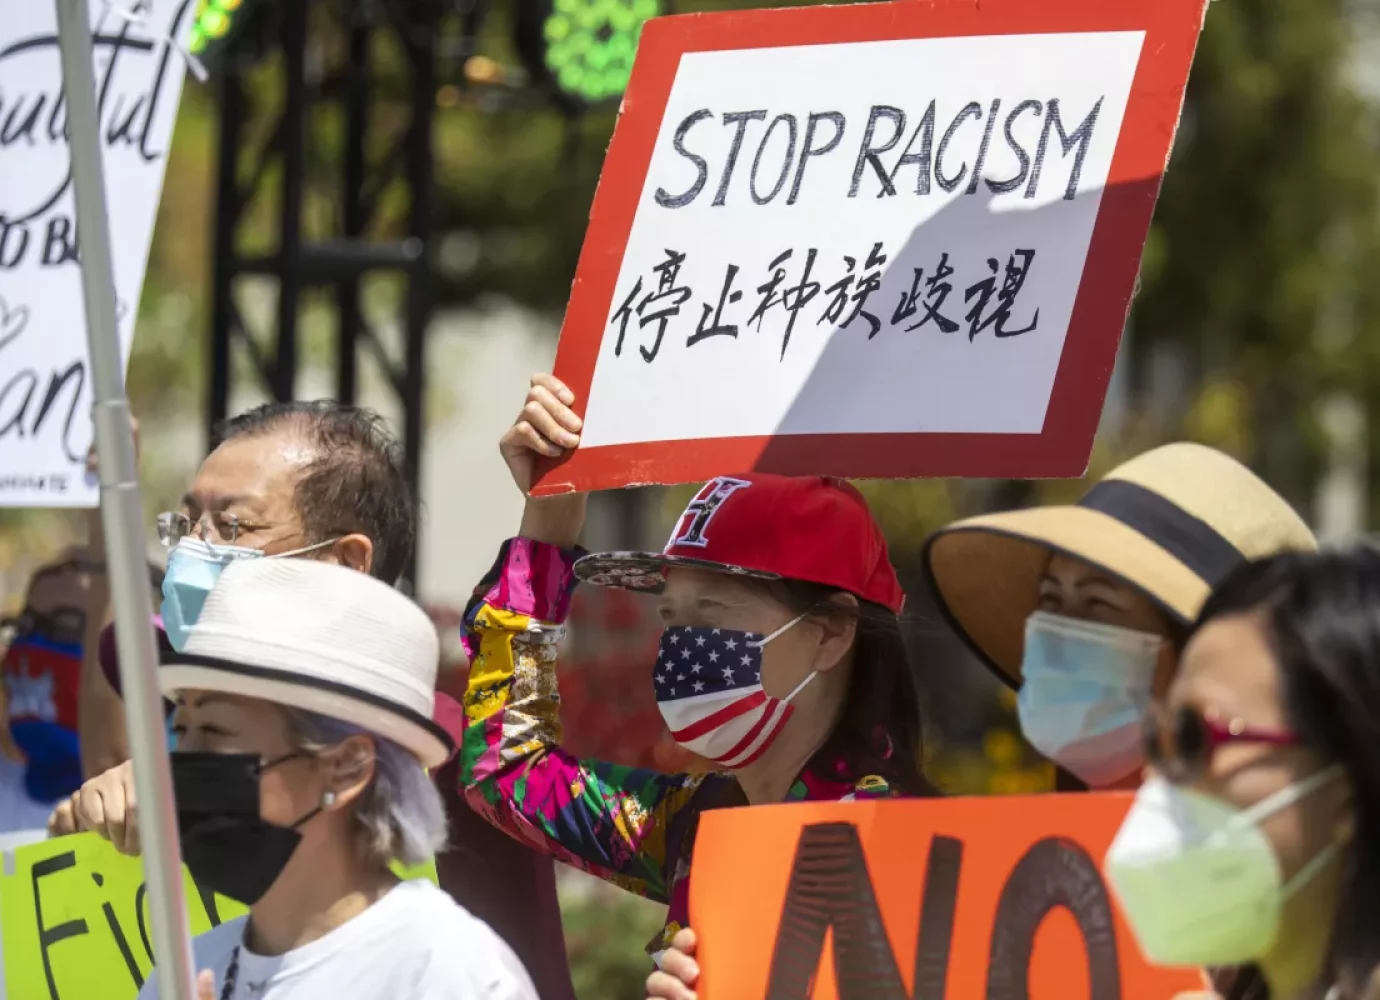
533, 0, 1209, 495
689, 793, 1200, 1000
0, 0, 192, 508
0, 833, 436, 999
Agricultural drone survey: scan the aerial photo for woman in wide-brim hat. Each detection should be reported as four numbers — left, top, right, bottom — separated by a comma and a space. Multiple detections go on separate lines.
923, 442, 1316, 791
135, 557, 537, 1000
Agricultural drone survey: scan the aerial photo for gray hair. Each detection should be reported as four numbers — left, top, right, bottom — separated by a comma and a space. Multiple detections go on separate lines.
280, 707, 447, 867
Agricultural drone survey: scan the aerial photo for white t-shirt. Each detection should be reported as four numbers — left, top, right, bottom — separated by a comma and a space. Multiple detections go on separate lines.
136, 880, 537, 1000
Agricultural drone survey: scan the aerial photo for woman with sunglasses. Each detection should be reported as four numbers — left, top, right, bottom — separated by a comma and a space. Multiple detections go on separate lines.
1106, 547, 1380, 1000
460, 375, 937, 1000
0, 553, 98, 835
924, 443, 1315, 791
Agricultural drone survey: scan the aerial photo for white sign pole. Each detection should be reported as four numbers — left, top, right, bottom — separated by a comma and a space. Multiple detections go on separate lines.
52, 3, 197, 999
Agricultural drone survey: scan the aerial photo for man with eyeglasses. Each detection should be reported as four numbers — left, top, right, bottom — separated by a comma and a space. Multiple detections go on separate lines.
62, 399, 578, 1000
79, 401, 412, 775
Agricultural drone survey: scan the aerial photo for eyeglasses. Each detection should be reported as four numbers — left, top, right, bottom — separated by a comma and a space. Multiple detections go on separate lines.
157, 511, 273, 547
1144, 702, 1300, 784
1, 607, 87, 647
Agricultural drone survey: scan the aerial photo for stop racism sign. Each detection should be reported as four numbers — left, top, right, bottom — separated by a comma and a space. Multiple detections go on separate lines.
532, 0, 1208, 495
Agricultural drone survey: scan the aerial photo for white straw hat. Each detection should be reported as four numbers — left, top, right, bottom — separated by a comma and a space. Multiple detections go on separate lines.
160, 558, 451, 768
923, 443, 1317, 688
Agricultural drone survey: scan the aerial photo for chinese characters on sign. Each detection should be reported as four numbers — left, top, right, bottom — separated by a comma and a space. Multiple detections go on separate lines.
569, 29, 1149, 452
610, 245, 1040, 364
537, 0, 1209, 492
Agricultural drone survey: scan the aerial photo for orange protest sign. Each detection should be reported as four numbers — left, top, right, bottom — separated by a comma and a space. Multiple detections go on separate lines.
689, 793, 1201, 1000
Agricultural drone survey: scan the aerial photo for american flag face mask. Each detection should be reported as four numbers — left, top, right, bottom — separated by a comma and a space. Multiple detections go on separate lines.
653, 614, 814, 769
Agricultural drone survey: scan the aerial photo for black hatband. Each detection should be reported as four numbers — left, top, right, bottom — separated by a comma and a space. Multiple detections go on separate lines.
1077, 480, 1245, 589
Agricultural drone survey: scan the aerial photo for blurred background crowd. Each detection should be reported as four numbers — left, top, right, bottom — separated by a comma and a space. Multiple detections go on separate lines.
3, 0, 1380, 994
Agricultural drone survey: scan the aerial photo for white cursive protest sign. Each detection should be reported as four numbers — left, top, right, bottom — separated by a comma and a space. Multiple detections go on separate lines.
537, 0, 1208, 494
0, 0, 192, 507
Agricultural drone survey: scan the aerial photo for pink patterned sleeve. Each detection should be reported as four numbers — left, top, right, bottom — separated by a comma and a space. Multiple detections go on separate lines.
456, 538, 704, 904
459, 538, 575, 661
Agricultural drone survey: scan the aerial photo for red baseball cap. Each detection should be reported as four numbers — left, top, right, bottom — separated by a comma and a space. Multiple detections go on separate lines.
574, 474, 904, 614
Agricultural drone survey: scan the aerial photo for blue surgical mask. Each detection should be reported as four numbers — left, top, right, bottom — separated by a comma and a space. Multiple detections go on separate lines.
162, 539, 265, 650
1016, 611, 1162, 788
161, 536, 339, 650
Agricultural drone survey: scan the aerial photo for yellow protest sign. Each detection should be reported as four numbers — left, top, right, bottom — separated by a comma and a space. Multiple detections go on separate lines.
0, 834, 437, 1000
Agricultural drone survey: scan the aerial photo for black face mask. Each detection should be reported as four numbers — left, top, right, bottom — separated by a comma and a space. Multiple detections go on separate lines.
171, 751, 322, 906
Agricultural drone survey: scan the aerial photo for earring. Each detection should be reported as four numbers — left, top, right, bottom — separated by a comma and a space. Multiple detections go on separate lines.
322, 790, 337, 808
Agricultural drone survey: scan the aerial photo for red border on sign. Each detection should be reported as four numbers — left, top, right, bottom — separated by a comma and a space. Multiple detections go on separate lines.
532, 0, 1207, 496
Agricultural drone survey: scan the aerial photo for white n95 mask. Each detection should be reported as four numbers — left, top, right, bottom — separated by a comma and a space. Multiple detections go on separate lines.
1104, 767, 1345, 968
1016, 612, 1161, 787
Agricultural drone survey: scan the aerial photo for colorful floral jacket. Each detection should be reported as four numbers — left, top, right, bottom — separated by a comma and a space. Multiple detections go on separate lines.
458, 537, 897, 957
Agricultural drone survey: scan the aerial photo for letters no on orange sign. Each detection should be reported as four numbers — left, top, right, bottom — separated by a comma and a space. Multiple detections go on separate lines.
689, 794, 1201, 1000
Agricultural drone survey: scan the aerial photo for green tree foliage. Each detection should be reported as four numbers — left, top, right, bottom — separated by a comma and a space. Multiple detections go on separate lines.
559, 877, 667, 1000
1126, 0, 1380, 515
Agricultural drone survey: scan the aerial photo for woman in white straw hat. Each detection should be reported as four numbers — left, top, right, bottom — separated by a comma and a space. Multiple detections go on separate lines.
922, 442, 1316, 792
136, 558, 537, 1000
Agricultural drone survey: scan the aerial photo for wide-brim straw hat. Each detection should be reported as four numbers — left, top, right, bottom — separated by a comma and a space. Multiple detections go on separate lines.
161, 558, 453, 768
922, 442, 1317, 688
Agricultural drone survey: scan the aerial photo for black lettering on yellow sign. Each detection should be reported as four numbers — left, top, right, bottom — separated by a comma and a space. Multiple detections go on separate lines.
92, 870, 145, 988
26, 851, 229, 999
32, 851, 89, 1000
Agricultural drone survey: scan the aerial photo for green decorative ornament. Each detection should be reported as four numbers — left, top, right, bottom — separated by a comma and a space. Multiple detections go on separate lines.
187, 0, 255, 61
541, 0, 659, 104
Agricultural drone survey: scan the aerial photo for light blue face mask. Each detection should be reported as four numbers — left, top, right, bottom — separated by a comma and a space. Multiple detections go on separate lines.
1016, 611, 1162, 788
161, 536, 338, 650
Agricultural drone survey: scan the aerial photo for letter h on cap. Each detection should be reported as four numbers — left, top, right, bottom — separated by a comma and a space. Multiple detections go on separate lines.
669, 477, 752, 549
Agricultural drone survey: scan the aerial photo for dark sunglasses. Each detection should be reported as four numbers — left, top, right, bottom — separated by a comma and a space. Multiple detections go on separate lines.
1, 607, 87, 647
1144, 702, 1299, 784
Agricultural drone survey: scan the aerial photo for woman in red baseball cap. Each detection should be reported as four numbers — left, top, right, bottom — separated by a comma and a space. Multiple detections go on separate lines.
458, 374, 937, 1000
